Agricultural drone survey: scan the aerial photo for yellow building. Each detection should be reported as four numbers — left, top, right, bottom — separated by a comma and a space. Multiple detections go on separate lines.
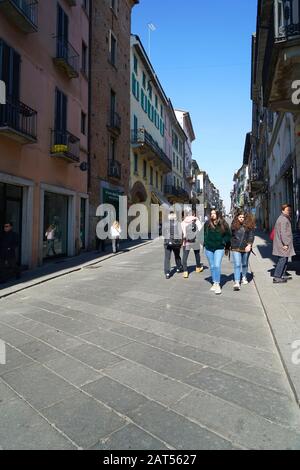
130, 36, 171, 230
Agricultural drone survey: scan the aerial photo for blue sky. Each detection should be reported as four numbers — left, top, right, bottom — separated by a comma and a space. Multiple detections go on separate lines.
132, 0, 257, 211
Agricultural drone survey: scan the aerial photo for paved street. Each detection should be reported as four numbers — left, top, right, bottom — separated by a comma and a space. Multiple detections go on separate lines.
1, 239, 300, 450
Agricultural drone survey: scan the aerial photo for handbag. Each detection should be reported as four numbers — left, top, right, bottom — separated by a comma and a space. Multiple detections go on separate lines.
270, 227, 275, 241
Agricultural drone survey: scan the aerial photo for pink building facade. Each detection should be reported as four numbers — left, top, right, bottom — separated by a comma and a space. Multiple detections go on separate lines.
0, 0, 89, 268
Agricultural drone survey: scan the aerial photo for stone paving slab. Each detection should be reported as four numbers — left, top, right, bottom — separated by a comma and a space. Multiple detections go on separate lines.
0, 397, 76, 450
41, 390, 126, 449
82, 376, 150, 415
127, 401, 237, 450
1, 363, 77, 411
89, 424, 169, 450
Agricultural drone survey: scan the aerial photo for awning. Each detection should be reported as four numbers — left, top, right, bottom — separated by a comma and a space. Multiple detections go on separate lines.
151, 191, 171, 209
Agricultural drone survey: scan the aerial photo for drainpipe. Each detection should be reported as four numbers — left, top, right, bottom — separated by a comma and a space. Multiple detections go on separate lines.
87, 0, 93, 191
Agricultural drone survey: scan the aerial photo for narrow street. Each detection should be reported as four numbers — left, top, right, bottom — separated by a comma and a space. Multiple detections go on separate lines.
1, 240, 300, 450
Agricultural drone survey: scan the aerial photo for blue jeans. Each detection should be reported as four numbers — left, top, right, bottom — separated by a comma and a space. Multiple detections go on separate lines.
232, 251, 250, 282
205, 249, 224, 284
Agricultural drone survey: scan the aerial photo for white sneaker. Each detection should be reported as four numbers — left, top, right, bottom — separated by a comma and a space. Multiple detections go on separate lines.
210, 283, 218, 292
215, 284, 222, 295
233, 282, 241, 291
241, 277, 249, 285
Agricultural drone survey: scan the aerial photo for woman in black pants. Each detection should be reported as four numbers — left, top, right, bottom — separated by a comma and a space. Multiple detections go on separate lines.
163, 212, 183, 279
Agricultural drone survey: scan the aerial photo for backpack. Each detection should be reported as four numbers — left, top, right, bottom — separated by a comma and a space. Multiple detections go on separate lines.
186, 220, 197, 243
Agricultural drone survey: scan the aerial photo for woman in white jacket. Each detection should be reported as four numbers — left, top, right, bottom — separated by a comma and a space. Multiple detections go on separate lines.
181, 209, 204, 279
110, 221, 122, 253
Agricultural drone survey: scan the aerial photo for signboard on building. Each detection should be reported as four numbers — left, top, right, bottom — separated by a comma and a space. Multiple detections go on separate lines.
0, 80, 6, 104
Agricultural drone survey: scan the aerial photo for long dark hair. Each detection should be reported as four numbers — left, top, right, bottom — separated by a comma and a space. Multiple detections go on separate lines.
231, 211, 256, 231
207, 210, 228, 234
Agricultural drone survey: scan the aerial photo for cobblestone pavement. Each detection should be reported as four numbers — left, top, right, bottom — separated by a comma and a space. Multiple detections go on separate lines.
0, 239, 300, 450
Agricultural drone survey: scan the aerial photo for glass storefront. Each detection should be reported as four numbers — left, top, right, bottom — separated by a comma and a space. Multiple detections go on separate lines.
43, 192, 68, 259
0, 183, 23, 262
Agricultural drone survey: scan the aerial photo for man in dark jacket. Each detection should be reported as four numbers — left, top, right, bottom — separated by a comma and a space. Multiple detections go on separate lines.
163, 211, 183, 279
272, 204, 295, 283
0, 222, 20, 282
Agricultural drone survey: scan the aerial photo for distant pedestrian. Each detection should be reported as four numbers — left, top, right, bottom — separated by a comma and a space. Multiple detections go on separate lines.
45, 224, 56, 257
0, 222, 20, 282
163, 211, 183, 279
230, 211, 255, 291
110, 221, 122, 254
204, 210, 231, 295
181, 209, 204, 279
272, 204, 295, 283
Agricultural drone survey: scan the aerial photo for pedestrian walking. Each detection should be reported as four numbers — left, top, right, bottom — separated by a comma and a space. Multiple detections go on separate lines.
110, 221, 122, 254
204, 210, 231, 295
272, 204, 295, 283
181, 209, 204, 279
45, 224, 56, 257
0, 222, 20, 282
230, 211, 255, 291
163, 211, 183, 279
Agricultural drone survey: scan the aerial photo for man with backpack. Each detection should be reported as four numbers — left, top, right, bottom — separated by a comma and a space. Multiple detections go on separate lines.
181, 209, 204, 279
163, 211, 183, 279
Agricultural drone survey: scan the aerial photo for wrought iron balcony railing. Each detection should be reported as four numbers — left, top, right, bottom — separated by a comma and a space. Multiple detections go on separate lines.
50, 129, 80, 163
54, 37, 79, 78
0, 96, 37, 142
0, 0, 38, 32
164, 185, 189, 200
108, 159, 121, 179
131, 129, 172, 171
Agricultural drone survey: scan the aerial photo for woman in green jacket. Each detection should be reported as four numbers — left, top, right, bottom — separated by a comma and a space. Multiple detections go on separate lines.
204, 210, 231, 295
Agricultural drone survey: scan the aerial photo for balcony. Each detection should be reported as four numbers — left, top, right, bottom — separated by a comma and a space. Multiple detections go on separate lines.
0, 0, 38, 33
50, 129, 80, 163
107, 112, 121, 135
131, 129, 172, 174
164, 185, 189, 202
262, 0, 300, 111
108, 159, 121, 180
249, 167, 265, 192
0, 96, 37, 143
53, 37, 79, 79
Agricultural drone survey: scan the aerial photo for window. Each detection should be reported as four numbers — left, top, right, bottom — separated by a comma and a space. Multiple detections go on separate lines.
55, 88, 67, 132
133, 115, 138, 134
110, 90, 116, 123
176, 156, 179, 169
143, 160, 147, 179
155, 95, 158, 109
0, 40, 20, 99
82, 0, 90, 15
110, 136, 116, 160
109, 31, 117, 66
180, 160, 182, 173
142, 72, 146, 89
134, 154, 138, 174
111, 0, 118, 14
81, 41, 88, 75
148, 83, 152, 100
160, 105, 163, 117
173, 152, 176, 166
161, 176, 163, 192
81, 112, 86, 135
179, 141, 183, 156
132, 73, 139, 101
150, 167, 153, 185
156, 171, 158, 188
57, 4, 69, 44
173, 176, 176, 187
134, 55, 138, 75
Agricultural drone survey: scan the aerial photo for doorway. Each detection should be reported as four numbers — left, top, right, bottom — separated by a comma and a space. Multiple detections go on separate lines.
0, 183, 23, 262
